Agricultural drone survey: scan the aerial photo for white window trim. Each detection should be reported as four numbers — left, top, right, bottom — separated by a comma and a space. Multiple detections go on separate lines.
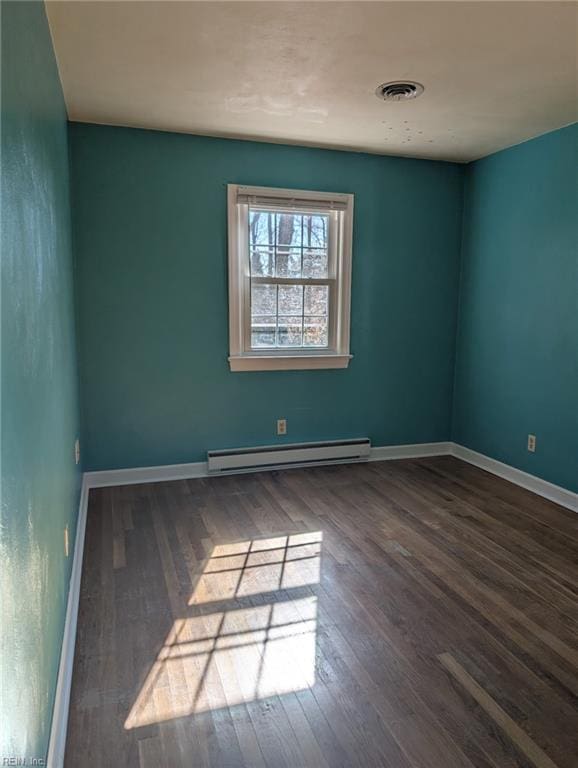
227, 184, 354, 372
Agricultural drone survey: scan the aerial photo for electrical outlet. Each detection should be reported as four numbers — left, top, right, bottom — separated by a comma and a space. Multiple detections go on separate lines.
527, 434, 536, 453
277, 418, 287, 436
75, 438, 80, 465
64, 525, 69, 557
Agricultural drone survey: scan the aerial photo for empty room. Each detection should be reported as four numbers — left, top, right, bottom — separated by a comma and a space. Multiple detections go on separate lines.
2, 1, 577, 766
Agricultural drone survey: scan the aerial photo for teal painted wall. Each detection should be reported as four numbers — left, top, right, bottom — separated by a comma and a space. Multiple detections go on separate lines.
0, 5, 574, 762
1, 1, 80, 760
453, 124, 578, 492
69, 123, 464, 471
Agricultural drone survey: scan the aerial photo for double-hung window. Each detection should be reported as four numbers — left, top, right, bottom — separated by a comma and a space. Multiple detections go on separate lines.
227, 185, 354, 371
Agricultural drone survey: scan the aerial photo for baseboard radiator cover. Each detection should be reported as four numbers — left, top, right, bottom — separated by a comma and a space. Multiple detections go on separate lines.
207, 438, 371, 473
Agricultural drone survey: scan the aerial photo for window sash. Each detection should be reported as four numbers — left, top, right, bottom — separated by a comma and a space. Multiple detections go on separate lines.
247, 208, 335, 280
245, 279, 335, 352
249, 276, 335, 286
241, 205, 339, 353
228, 184, 353, 370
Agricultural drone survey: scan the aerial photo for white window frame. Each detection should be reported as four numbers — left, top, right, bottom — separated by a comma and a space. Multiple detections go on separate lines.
227, 184, 354, 372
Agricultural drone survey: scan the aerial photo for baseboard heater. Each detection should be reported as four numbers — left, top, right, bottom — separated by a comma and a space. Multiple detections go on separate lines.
207, 438, 371, 474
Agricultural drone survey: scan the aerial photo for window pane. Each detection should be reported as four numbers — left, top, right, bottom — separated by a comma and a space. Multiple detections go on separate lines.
248, 209, 329, 279
251, 316, 276, 348
304, 285, 328, 316
275, 247, 301, 278
250, 284, 331, 350
303, 316, 328, 347
276, 213, 301, 247
250, 247, 275, 277
278, 285, 303, 316
302, 249, 328, 278
278, 317, 303, 347
302, 215, 328, 249
249, 211, 275, 246
251, 284, 277, 316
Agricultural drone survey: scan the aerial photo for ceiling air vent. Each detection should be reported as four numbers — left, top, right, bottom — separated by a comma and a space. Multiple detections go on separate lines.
376, 81, 424, 102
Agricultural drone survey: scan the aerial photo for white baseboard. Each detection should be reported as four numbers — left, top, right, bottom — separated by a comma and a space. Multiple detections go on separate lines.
82, 441, 578, 512
84, 460, 208, 488
450, 443, 577, 513
47, 475, 90, 768
84, 442, 454, 488
369, 441, 452, 462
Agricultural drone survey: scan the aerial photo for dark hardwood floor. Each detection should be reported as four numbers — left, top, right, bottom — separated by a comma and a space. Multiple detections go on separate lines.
65, 456, 578, 767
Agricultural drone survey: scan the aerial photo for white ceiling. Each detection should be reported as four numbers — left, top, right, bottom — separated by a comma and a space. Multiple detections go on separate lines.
46, 1, 578, 163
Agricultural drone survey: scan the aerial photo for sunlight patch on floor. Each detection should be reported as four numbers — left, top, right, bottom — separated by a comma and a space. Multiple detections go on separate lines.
125, 532, 322, 728
189, 532, 322, 604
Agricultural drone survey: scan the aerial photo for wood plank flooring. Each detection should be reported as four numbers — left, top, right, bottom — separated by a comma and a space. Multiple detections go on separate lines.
65, 456, 578, 767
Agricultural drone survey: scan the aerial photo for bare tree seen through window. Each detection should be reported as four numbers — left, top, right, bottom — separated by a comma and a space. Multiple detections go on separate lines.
249, 209, 329, 348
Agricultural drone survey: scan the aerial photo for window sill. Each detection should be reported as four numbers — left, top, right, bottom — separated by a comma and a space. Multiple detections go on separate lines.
228, 353, 352, 372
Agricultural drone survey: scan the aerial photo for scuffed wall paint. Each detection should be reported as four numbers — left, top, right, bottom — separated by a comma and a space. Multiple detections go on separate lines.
1, 1, 80, 761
